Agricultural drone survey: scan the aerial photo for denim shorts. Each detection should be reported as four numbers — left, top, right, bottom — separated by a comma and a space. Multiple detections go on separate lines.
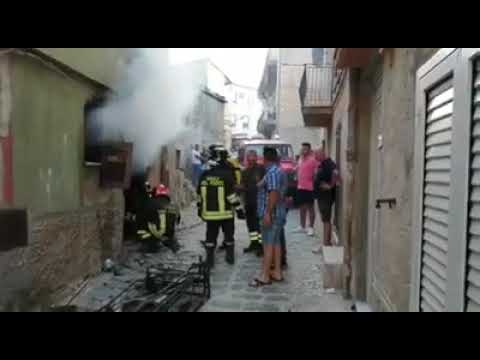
261, 219, 283, 246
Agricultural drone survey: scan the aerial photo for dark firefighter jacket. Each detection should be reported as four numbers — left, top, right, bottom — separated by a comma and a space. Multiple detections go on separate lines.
241, 164, 265, 206
198, 164, 241, 221
137, 197, 179, 241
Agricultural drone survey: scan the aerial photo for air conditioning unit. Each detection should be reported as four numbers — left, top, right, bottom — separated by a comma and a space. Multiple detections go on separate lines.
0, 209, 28, 252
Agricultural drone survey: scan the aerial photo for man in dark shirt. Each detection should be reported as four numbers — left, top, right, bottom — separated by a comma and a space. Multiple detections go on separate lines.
239, 150, 265, 256
314, 150, 340, 251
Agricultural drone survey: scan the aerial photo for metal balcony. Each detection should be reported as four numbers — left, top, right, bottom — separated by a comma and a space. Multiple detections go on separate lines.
299, 65, 333, 128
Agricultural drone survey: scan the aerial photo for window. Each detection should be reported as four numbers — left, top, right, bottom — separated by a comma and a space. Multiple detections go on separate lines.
176, 149, 182, 170
245, 144, 294, 160
312, 48, 326, 65
84, 94, 108, 165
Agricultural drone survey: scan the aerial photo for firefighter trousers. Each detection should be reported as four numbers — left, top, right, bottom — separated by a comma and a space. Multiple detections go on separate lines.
206, 219, 235, 248
245, 203, 261, 244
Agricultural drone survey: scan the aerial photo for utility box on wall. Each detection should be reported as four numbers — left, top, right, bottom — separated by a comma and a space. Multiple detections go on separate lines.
0, 209, 28, 252
100, 143, 133, 189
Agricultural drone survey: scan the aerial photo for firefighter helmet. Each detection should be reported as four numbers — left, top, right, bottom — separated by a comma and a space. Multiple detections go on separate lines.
154, 184, 170, 198
209, 144, 229, 164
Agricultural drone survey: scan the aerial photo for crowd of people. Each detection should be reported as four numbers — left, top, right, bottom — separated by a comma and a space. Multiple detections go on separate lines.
193, 142, 340, 288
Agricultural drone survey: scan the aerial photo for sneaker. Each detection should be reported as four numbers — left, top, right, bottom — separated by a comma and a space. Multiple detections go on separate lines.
292, 226, 306, 234
307, 227, 315, 237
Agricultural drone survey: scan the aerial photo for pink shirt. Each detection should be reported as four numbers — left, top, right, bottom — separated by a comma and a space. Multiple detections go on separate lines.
297, 154, 319, 191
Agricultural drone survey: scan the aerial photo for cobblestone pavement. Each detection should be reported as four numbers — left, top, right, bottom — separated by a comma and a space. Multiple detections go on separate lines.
179, 209, 351, 312
65, 205, 350, 312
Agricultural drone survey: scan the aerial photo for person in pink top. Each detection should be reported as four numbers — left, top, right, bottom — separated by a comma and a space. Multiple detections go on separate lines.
293, 143, 319, 236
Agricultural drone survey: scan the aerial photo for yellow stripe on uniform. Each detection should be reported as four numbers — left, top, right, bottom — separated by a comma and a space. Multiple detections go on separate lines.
218, 186, 226, 214
201, 185, 208, 218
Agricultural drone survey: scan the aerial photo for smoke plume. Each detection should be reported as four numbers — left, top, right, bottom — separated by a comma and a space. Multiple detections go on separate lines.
93, 48, 198, 172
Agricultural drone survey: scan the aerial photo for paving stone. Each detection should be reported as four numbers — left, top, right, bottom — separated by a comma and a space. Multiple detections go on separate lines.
211, 281, 229, 288
209, 299, 243, 310
261, 286, 292, 295
201, 306, 235, 313
244, 285, 261, 293
243, 303, 281, 312
231, 284, 244, 291
265, 295, 292, 303
232, 293, 264, 301
211, 274, 232, 282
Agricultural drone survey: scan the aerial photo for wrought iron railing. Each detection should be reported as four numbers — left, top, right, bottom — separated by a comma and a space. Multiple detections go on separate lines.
299, 65, 334, 108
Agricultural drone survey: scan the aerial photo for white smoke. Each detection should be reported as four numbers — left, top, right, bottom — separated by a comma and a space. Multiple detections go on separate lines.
93, 48, 198, 172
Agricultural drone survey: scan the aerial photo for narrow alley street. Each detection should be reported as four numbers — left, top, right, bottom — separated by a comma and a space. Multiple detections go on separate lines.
4, 48, 479, 312
199, 209, 349, 312
65, 205, 349, 312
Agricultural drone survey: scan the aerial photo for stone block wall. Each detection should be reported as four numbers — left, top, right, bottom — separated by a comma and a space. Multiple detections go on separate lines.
0, 204, 123, 311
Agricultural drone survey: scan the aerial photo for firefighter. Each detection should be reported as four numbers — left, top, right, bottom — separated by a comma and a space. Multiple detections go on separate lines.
198, 146, 244, 268
137, 183, 181, 253
208, 144, 242, 186
207, 145, 245, 252
239, 150, 265, 257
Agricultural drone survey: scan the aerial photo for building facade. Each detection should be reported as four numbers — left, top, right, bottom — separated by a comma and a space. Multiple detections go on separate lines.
225, 82, 263, 139
0, 48, 131, 310
299, 48, 447, 311
148, 59, 228, 204
258, 48, 331, 154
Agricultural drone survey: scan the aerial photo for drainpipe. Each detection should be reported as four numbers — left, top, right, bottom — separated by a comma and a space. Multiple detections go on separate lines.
275, 49, 281, 137
344, 69, 360, 301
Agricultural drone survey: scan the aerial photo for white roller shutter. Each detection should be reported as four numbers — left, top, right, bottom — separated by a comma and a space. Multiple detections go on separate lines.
420, 78, 454, 312
467, 60, 480, 312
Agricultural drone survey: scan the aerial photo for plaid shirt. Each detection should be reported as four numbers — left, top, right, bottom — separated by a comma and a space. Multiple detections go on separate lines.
257, 163, 287, 222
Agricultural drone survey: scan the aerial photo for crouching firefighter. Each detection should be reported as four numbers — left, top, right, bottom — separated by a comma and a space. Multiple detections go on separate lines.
198, 146, 243, 268
137, 184, 181, 253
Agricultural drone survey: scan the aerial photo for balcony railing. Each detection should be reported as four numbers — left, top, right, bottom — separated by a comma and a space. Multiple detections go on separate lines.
299, 65, 333, 108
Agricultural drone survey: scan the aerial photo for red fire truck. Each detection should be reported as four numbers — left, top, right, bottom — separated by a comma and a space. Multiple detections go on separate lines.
238, 139, 297, 188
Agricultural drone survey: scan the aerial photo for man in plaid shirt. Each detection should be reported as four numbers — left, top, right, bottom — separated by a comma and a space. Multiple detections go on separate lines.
250, 147, 287, 287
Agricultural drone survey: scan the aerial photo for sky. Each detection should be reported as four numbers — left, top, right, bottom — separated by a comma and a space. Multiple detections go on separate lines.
169, 48, 268, 89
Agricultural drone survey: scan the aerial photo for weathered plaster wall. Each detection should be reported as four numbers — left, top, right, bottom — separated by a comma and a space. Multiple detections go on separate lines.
364, 48, 439, 312
0, 54, 12, 206
0, 51, 125, 311
34, 48, 131, 88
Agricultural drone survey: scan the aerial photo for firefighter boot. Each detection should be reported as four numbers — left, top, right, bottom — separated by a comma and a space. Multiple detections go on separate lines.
256, 243, 264, 257
243, 242, 258, 254
206, 245, 215, 269
225, 243, 235, 265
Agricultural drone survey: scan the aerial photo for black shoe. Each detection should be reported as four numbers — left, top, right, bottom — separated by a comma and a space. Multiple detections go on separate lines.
256, 245, 264, 257
226, 246, 235, 265
243, 242, 258, 254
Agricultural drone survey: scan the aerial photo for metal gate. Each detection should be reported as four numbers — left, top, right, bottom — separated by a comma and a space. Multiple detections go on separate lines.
334, 123, 342, 235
